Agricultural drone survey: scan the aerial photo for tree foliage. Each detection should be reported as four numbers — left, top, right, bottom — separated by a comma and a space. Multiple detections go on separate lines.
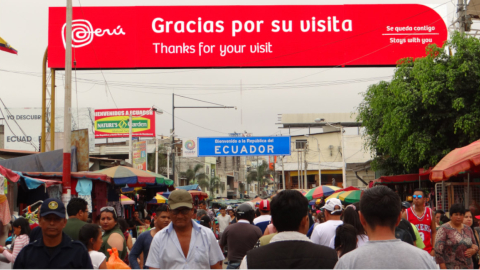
247, 162, 273, 195
198, 176, 224, 199
358, 32, 480, 175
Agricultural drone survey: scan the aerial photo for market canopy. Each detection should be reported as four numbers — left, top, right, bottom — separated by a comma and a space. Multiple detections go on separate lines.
22, 171, 112, 184
93, 166, 174, 186
430, 140, 480, 182
373, 170, 431, 185
305, 185, 341, 200
147, 194, 168, 204
120, 195, 135, 205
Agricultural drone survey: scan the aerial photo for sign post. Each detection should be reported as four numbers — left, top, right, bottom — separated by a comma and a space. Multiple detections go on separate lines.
198, 136, 291, 157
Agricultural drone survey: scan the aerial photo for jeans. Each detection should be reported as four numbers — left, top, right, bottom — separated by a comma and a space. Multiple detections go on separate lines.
227, 261, 241, 269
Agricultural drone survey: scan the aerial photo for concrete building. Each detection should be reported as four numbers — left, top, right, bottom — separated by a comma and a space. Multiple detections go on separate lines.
276, 113, 374, 189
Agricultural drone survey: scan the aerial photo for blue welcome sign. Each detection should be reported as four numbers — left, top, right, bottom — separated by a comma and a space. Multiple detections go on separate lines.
197, 136, 291, 157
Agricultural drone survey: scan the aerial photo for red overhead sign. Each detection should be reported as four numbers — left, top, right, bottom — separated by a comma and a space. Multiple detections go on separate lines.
94, 108, 155, 138
48, 5, 447, 69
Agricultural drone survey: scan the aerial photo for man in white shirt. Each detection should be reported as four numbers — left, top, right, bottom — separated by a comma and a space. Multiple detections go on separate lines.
253, 200, 271, 234
146, 189, 224, 269
311, 198, 343, 246
217, 207, 231, 234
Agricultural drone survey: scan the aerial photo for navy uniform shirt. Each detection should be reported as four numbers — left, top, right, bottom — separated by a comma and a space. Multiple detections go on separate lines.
13, 232, 93, 269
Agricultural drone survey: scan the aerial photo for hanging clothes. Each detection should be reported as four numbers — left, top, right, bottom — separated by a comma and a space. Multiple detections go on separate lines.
47, 185, 62, 200
93, 182, 108, 220
107, 185, 119, 202
107, 201, 122, 218
0, 196, 11, 225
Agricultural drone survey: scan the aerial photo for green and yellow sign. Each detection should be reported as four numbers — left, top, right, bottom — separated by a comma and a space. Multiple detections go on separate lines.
94, 108, 156, 138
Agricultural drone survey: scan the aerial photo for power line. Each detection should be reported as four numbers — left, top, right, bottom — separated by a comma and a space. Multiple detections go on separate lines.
162, 110, 228, 135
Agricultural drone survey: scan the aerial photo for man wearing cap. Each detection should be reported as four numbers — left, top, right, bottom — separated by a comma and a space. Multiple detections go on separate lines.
146, 190, 224, 269
311, 198, 343, 247
253, 200, 271, 234
13, 198, 93, 269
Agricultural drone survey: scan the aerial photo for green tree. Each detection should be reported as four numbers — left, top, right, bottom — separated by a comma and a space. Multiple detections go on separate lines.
198, 176, 224, 198
357, 32, 480, 174
182, 164, 208, 185
247, 162, 272, 195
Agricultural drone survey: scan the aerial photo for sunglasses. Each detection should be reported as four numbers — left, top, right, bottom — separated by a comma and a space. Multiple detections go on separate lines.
100, 206, 118, 218
172, 208, 191, 216
413, 195, 423, 199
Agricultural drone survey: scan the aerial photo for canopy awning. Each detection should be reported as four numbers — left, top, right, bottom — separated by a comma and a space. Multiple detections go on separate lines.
430, 140, 480, 182
177, 184, 201, 191
22, 171, 112, 184
373, 169, 431, 185
15, 171, 62, 190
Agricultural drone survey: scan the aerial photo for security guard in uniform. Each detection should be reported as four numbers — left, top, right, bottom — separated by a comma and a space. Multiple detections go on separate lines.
13, 198, 93, 269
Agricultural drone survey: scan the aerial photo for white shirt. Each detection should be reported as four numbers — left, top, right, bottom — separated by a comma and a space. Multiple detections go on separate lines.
328, 234, 369, 249
146, 220, 225, 269
253, 215, 271, 225
239, 231, 311, 269
218, 214, 231, 233
311, 219, 343, 246
88, 251, 106, 269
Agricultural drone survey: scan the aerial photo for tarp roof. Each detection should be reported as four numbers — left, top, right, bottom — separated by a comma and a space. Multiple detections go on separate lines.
0, 147, 77, 172
373, 169, 431, 185
177, 184, 201, 191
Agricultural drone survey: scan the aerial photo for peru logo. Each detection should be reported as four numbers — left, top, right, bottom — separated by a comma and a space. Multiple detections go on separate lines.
62, 19, 125, 48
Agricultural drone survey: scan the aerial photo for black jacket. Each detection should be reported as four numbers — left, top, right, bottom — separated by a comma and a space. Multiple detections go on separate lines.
13, 232, 93, 269
247, 240, 338, 269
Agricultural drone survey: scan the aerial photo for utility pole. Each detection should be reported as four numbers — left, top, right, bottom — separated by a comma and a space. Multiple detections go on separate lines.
155, 136, 158, 173
458, 0, 466, 33
341, 127, 347, 188
304, 149, 308, 189
167, 146, 171, 179
62, 0, 73, 204
171, 94, 235, 186
281, 156, 285, 190
129, 114, 132, 165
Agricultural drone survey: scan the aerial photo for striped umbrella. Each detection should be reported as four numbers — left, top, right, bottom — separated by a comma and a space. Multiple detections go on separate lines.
95, 166, 155, 186
120, 195, 135, 205
305, 185, 341, 200
339, 190, 363, 204
157, 191, 171, 198
147, 194, 168, 204
145, 171, 174, 186
325, 191, 346, 201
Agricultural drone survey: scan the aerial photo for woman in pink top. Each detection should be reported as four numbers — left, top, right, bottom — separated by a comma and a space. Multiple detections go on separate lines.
0, 218, 30, 263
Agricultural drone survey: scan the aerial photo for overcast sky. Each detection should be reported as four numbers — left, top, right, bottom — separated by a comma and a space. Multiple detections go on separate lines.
0, 0, 456, 143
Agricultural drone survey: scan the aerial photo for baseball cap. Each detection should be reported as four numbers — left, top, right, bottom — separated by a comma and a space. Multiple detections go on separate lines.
40, 198, 66, 219
401, 201, 411, 209
226, 206, 233, 210
476, 215, 480, 220
321, 198, 343, 214
259, 200, 270, 211
168, 189, 193, 210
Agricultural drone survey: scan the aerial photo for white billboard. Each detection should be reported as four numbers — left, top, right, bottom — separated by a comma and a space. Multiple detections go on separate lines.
3, 108, 42, 151
182, 138, 198, 157
3, 107, 95, 152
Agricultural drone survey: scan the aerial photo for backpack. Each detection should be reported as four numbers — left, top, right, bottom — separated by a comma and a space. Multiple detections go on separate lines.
397, 218, 417, 242
395, 227, 414, 245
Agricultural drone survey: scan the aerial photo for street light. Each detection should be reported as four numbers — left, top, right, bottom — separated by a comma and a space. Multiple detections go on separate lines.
314, 118, 347, 188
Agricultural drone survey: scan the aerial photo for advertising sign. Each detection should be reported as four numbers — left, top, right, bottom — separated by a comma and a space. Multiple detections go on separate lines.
94, 108, 155, 138
182, 138, 198, 157
133, 140, 147, 170
198, 136, 291, 157
48, 5, 447, 69
4, 108, 42, 152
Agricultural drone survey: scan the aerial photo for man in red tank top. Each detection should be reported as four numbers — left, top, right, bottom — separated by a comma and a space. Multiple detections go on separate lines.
403, 188, 436, 256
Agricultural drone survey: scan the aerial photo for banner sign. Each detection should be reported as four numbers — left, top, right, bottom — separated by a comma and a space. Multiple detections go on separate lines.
48, 5, 447, 69
3, 108, 42, 152
133, 140, 147, 170
94, 108, 155, 138
182, 138, 198, 157
198, 136, 291, 157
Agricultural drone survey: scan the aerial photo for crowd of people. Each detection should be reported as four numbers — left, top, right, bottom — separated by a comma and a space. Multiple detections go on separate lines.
2, 185, 480, 268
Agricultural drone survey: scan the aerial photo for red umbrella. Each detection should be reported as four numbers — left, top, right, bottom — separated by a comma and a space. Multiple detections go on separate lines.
430, 140, 480, 182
